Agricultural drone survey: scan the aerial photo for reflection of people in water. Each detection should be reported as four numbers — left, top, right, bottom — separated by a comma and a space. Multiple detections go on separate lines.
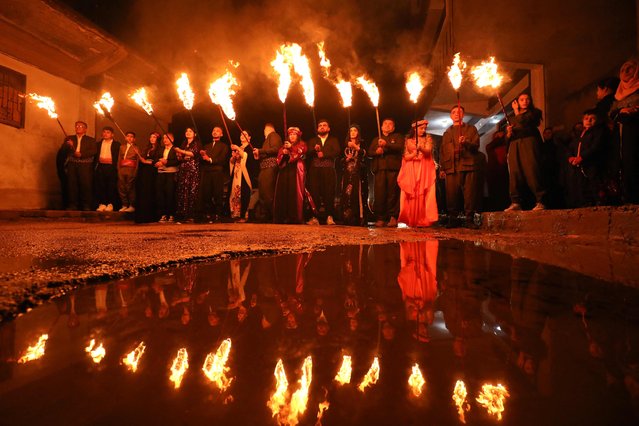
172, 265, 197, 325
397, 241, 438, 342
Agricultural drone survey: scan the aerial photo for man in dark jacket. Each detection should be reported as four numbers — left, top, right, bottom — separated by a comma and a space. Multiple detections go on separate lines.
199, 127, 230, 222
63, 121, 97, 211
252, 123, 282, 222
306, 119, 341, 225
440, 106, 484, 228
94, 126, 121, 212
369, 118, 405, 227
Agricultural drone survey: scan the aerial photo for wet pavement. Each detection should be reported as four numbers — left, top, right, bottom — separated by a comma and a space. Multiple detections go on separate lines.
1, 241, 639, 425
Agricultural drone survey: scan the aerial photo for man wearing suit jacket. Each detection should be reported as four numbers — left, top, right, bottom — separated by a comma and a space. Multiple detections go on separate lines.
94, 126, 121, 212
252, 123, 282, 222
199, 127, 230, 222
64, 121, 97, 211
306, 119, 341, 225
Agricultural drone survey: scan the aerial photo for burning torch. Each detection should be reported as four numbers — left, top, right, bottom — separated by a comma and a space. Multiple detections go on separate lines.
271, 45, 293, 138
471, 57, 511, 126
405, 71, 426, 140
355, 76, 381, 140
26, 93, 68, 138
130, 87, 171, 141
93, 92, 127, 139
176, 73, 200, 137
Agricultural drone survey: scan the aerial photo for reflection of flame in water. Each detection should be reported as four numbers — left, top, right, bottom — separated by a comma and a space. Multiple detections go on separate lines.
408, 363, 426, 397
130, 88, 154, 115
122, 342, 146, 373
169, 348, 189, 389
447, 52, 467, 91
476, 383, 509, 421
208, 70, 239, 121
27, 94, 58, 119
176, 73, 195, 110
93, 92, 114, 115
317, 41, 331, 77
452, 380, 470, 423
405, 72, 425, 104
288, 356, 313, 426
471, 57, 504, 89
202, 338, 233, 391
267, 359, 289, 418
85, 339, 106, 364
334, 355, 352, 385
335, 79, 352, 108
355, 76, 380, 107
17, 334, 48, 363
358, 357, 380, 392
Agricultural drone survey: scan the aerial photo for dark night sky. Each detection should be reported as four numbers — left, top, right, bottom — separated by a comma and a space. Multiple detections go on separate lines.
58, 0, 433, 142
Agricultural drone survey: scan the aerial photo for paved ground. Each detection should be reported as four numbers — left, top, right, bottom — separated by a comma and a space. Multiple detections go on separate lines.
0, 205, 637, 321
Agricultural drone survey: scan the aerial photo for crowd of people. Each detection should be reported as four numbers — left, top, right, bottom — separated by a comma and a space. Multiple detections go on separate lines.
56, 59, 639, 227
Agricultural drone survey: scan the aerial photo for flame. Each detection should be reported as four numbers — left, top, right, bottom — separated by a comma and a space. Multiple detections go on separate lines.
355, 76, 380, 107
471, 57, 504, 89
85, 339, 106, 364
229, 60, 240, 68
169, 348, 189, 389
122, 342, 146, 373
17, 334, 48, 363
288, 355, 313, 426
176, 73, 195, 110
317, 41, 331, 78
405, 72, 425, 104
452, 380, 470, 423
93, 92, 114, 116
334, 355, 352, 385
130, 88, 154, 115
476, 383, 509, 421
447, 52, 467, 91
202, 338, 233, 391
208, 70, 239, 121
27, 93, 58, 119
290, 46, 315, 107
316, 400, 330, 425
267, 359, 290, 418
335, 79, 353, 108
358, 356, 380, 392
271, 47, 293, 103
408, 363, 426, 397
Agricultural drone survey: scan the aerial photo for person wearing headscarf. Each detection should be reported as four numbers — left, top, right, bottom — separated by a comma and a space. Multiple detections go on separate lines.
505, 92, 547, 211
610, 59, 639, 203
340, 124, 369, 226
273, 127, 307, 224
397, 119, 438, 228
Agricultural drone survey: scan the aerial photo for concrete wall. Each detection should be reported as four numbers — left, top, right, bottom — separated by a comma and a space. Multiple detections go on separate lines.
0, 53, 95, 210
453, 0, 637, 127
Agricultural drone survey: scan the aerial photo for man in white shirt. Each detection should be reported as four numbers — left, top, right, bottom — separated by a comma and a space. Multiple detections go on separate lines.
94, 126, 121, 212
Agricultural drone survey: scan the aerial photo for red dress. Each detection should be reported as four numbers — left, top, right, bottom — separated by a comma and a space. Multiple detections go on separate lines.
397, 142, 438, 227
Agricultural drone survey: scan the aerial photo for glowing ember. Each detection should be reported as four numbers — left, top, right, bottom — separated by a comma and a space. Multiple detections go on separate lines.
85, 339, 106, 364
208, 70, 239, 121
288, 355, 313, 426
334, 355, 352, 385
270, 46, 293, 103
405, 72, 425, 104
476, 383, 509, 421
358, 356, 380, 392
408, 363, 426, 397
27, 93, 58, 119
355, 76, 380, 107
471, 57, 504, 89
447, 52, 467, 91
17, 334, 48, 364
122, 342, 146, 373
316, 400, 330, 425
93, 92, 114, 116
176, 73, 195, 110
317, 41, 331, 78
267, 359, 289, 418
130, 88, 154, 115
452, 380, 470, 423
202, 338, 233, 391
169, 348, 189, 389
335, 79, 353, 108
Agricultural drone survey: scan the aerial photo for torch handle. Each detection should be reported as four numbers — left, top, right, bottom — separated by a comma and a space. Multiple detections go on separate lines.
347, 107, 351, 130
217, 105, 234, 146
56, 119, 68, 139
188, 111, 200, 139
496, 93, 512, 127
233, 120, 254, 150
283, 103, 287, 139
312, 107, 317, 132
150, 113, 171, 142
375, 107, 381, 140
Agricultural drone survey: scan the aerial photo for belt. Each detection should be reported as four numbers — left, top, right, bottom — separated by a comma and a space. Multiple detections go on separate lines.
260, 157, 278, 169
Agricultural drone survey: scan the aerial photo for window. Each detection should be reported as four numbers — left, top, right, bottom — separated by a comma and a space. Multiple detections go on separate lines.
0, 65, 26, 128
